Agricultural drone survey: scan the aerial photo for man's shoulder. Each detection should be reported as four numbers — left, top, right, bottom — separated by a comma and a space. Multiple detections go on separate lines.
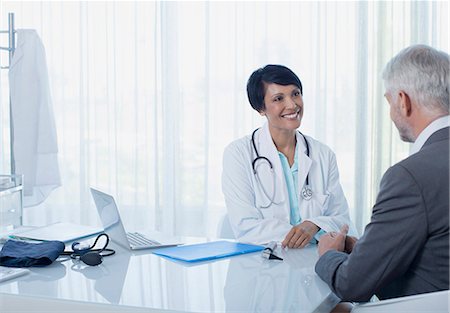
399, 135, 449, 173
380, 133, 449, 196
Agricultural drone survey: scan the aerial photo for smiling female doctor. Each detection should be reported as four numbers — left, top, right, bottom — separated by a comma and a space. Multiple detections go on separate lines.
222, 65, 356, 248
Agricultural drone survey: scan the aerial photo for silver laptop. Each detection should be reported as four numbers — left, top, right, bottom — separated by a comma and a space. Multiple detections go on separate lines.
90, 187, 182, 250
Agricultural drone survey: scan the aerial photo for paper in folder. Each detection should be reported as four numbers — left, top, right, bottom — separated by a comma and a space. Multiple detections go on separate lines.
152, 240, 265, 262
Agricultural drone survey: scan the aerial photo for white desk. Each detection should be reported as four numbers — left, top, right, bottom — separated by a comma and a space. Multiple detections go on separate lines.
0, 240, 340, 312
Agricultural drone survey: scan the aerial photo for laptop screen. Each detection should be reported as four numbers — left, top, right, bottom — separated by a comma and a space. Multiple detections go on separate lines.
90, 188, 131, 250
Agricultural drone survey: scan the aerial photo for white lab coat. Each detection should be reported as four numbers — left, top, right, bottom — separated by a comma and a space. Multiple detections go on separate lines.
9, 29, 60, 207
222, 122, 357, 245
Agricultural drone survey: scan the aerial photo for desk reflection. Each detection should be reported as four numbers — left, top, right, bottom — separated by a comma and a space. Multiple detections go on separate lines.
224, 245, 334, 312
70, 251, 130, 303
0, 241, 338, 312
17, 261, 67, 297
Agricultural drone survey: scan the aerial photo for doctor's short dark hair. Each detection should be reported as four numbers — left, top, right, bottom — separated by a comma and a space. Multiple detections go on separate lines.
246, 64, 303, 112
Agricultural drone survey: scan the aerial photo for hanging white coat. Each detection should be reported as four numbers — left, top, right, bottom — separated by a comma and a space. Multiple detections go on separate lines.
9, 30, 60, 207
222, 122, 357, 245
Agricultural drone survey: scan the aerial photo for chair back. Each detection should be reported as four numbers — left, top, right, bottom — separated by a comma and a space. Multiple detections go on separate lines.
351, 290, 450, 313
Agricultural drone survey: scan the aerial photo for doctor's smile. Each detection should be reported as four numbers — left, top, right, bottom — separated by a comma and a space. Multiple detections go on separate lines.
281, 111, 300, 119
261, 83, 304, 133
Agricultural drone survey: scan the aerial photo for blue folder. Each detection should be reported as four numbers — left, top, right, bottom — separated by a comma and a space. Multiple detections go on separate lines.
152, 240, 265, 263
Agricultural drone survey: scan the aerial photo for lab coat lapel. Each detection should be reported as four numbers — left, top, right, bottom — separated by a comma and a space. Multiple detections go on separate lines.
258, 123, 286, 205
296, 132, 312, 191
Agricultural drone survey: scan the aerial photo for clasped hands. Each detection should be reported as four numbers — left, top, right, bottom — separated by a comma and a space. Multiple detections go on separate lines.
281, 221, 358, 252
317, 224, 358, 257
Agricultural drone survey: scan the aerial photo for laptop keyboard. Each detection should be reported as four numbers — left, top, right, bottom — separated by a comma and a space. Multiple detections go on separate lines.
127, 232, 161, 247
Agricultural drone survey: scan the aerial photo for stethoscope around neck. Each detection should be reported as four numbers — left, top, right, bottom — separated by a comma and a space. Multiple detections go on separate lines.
251, 128, 313, 209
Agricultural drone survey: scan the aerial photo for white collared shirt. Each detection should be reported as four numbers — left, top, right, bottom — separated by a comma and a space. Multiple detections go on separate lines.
410, 115, 450, 155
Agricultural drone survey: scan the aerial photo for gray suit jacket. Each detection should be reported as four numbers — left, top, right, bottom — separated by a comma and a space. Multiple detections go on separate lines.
315, 127, 449, 302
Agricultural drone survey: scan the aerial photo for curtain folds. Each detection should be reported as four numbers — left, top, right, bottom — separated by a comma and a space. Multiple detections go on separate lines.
0, 1, 448, 236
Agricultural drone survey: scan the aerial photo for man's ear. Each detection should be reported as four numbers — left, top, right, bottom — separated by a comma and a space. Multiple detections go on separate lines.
259, 110, 266, 116
398, 91, 412, 117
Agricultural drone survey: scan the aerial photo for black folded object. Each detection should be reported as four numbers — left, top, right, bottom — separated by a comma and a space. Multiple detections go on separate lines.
0, 240, 65, 267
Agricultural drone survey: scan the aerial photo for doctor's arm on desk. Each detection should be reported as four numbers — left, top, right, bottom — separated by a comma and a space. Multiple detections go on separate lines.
281, 220, 320, 248
282, 150, 356, 248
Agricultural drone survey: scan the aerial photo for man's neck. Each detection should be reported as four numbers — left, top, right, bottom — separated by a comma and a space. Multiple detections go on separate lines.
409, 114, 449, 155
412, 112, 448, 141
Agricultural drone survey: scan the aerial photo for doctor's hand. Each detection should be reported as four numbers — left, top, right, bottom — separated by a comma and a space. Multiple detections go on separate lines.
281, 221, 319, 249
318, 224, 348, 257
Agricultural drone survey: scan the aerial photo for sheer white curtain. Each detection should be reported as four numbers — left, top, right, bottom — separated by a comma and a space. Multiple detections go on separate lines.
0, 1, 448, 236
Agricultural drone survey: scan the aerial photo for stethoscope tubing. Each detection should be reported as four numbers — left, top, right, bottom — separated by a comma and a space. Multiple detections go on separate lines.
251, 128, 310, 185
251, 128, 312, 207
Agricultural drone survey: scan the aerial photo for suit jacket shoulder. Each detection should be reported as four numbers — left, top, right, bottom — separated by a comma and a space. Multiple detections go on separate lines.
315, 127, 449, 302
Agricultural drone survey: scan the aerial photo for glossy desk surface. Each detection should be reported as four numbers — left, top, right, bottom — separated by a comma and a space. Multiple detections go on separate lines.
0, 239, 339, 312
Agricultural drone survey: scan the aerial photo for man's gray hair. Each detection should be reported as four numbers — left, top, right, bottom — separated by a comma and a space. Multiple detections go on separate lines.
382, 44, 449, 114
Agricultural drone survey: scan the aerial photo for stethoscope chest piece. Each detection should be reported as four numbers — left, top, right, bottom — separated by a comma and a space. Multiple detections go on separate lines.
301, 185, 313, 201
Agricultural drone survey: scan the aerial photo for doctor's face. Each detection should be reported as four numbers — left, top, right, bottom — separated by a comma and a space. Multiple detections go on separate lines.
261, 83, 303, 133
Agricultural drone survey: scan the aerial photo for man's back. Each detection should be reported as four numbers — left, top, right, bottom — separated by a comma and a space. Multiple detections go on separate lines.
377, 127, 449, 299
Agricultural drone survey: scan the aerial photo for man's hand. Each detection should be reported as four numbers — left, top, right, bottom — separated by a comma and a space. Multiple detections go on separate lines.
344, 235, 358, 254
318, 225, 349, 257
282, 221, 319, 249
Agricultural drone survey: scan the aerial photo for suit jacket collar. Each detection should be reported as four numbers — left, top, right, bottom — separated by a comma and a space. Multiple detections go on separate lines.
422, 126, 449, 149
412, 116, 450, 154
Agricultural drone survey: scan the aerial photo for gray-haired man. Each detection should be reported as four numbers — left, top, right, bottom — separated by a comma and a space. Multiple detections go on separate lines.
315, 44, 449, 302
